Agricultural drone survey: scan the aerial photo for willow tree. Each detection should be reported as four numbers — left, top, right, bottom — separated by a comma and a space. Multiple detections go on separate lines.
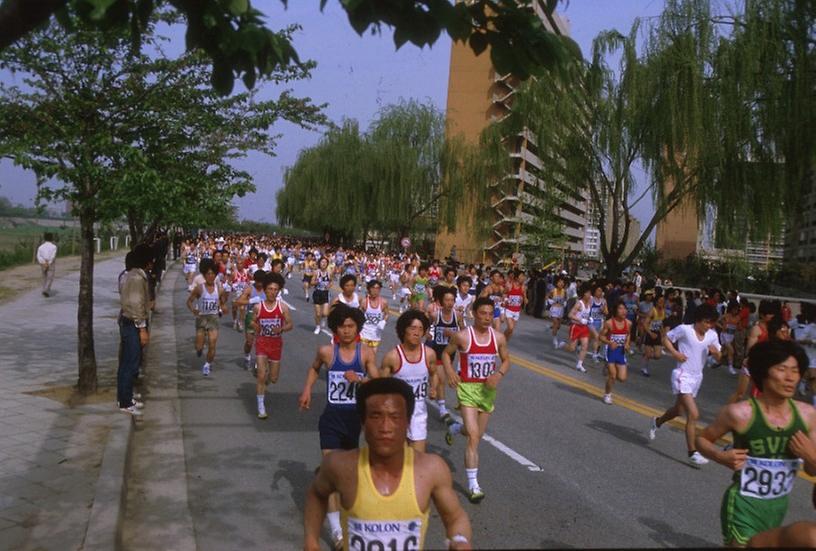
277, 99, 490, 246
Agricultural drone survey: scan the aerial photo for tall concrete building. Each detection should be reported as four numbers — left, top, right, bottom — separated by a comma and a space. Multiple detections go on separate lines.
434, 6, 588, 264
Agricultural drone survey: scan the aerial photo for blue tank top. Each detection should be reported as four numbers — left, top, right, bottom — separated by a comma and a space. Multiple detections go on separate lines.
326, 343, 364, 411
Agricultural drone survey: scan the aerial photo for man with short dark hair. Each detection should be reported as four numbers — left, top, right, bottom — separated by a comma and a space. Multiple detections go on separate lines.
117, 246, 151, 416
36, 232, 57, 297
303, 377, 472, 551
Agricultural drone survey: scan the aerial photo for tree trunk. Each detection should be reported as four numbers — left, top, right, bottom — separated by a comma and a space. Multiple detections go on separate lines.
603, 250, 624, 279
76, 208, 97, 394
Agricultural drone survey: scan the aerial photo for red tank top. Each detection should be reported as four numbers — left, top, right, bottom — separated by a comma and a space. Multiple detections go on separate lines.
256, 301, 284, 339
458, 327, 498, 383
505, 284, 524, 312
609, 318, 629, 346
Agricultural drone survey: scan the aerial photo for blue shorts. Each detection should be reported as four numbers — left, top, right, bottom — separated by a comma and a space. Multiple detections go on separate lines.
606, 346, 627, 365
493, 307, 501, 319
590, 319, 603, 333
318, 407, 361, 450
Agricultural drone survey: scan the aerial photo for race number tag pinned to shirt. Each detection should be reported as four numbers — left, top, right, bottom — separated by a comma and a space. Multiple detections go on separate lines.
327, 371, 358, 405
739, 457, 800, 500
467, 353, 496, 380
347, 517, 422, 551
202, 299, 219, 314
259, 318, 281, 338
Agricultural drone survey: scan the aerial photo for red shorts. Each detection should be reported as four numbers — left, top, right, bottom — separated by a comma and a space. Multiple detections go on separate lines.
569, 324, 590, 341
256, 337, 283, 361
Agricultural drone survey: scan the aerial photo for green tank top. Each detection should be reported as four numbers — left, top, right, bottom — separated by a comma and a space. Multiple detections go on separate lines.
731, 398, 808, 491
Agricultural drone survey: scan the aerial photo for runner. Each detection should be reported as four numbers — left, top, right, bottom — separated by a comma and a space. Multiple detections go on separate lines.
795, 303, 816, 405
636, 290, 655, 356
454, 275, 474, 327
438, 266, 457, 289
410, 265, 431, 312
234, 269, 266, 370
621, 283, 640, 355
399, 263, 413, 313
302, 252, 316, 302
182, 243, 198, 289
588, 284, 609, 363
359, 280, 388, 352
379, 310, 439, 452
695, 340, 816, 546
298, 304, 379, 549
719, 301, 741, 375
252, 272, 293, 419
334, 274, 360, 308
648, 303, 721, 465
563, 285, 593, 373
547, 276, 567, 348
641, 293, 667, 378
303, 377, 472, 551
230, 261, 250, 331
502, 269, 527, 341
599, 301, 631, 405
479, 270, 505, 332
186, 258, 227, 376
311, 257, 333, 335
728, 301, 781, 403
442, 297, 511, 503
427, 286, 464, 422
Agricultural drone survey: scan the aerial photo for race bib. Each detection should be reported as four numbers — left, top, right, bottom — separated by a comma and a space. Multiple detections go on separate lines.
739, 457, 800, 500
328, 371, 359, 405
611, 334, 627, 346
259, 318, 281, 338
403, 376, 428, 401
466, 353, 496, 380
650, 321, 663, 332
201, 299, 219, 314
507, 295, 522, 307
347, 517, 422, 551
434, 327, 449, 345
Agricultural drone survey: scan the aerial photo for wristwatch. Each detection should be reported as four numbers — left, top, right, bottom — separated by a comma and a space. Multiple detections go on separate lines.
445, 534, 469, 547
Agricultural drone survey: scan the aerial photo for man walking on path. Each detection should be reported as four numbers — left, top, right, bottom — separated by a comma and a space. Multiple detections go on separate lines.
36, 232, 57, 297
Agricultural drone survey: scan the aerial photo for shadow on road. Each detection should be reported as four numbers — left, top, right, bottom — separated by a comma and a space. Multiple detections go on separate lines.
639, 516, 718, 548
585, 419, 700, 470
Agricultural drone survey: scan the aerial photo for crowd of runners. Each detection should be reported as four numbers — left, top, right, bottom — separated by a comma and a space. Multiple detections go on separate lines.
119, 231, 816, 549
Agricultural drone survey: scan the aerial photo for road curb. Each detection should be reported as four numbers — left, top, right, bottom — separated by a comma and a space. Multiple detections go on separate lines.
83, 412, 134, 550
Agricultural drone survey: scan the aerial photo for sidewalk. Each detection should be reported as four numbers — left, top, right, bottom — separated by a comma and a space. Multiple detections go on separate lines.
0, 256, 129, 550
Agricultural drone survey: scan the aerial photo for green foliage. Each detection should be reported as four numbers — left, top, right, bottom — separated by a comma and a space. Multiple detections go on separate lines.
277, 99, 492, 245
1, 0, 579, 95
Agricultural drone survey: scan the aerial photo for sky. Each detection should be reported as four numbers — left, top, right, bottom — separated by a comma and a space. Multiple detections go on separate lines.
0, 0, 665, 227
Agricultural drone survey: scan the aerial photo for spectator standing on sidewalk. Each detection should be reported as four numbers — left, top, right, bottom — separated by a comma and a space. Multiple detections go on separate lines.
118, 245, 151, 416
36, 232, 57, 297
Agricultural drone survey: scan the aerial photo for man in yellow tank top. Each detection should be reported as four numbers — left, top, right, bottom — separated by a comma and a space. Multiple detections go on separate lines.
304, 378, 472, 551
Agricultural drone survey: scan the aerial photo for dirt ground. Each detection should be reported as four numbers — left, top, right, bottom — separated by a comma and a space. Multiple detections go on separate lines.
0, 250, 121, 306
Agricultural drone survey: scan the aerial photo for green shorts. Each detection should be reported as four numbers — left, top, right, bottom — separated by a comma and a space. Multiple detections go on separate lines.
245, 310, 256, 335
456, 382, 497, 414
720, 483, 789, 546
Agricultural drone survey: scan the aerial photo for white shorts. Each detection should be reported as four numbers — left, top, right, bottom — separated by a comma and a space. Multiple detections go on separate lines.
549, 307, 564, 319
721, 333, 735, 345
287, 257, 295, 265
400, 287, 412, 298
407, 408, 428, 442
671, 368, 703, 398
389, 273, 400, 284
505, 309, 520, 321
183, 263, 197, 274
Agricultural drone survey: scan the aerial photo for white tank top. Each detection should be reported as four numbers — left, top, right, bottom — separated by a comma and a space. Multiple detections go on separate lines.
394, 345, 429, 417
338, 292, 360, 308
360, 297, 384, 341
198, 283, 220, 316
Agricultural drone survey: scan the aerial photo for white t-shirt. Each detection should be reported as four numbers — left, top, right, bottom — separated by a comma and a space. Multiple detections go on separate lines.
665, 324, 721, 376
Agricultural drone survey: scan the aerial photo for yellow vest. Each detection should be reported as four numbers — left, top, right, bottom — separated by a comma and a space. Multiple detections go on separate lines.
341, 445, 429, 551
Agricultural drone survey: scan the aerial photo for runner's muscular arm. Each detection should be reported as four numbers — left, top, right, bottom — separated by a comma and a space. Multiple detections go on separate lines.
427, 455, 472, 550
485, 332, 510, 390
696, 404, 749, 469
425, 347, 438, 399
441, 333, 463, 388
299, 347, 328, 410
362, 347, 379, 380
303, 453, 340, 551
186, 286, 201, 315
567, 301, 582, 324
233, 286, 252, 306
789, 405, 816, 476
379, 349, 399, 377
280, 304, 294, 334
599, 320, 613, 347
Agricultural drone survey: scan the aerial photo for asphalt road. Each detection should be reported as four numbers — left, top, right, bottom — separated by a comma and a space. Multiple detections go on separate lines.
171, 269, 816, 549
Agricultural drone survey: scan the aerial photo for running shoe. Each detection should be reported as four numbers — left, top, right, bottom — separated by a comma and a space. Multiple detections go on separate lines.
648, 417, 658, 440
120, 405, 143, 417
602, 394, 612, 405
131, 399, 144, 409
441, 412, 453, 425
244, 356, 251, 370
468, 488, 485, 504
575, 363, 586, 373
640, 368, 650, 377
202, 364, 211, 376
445, 430, 454, 446
688, 452, 709, 466
728, 366, 739, 376
257, 408, 268, 420
313, 325, 321, 335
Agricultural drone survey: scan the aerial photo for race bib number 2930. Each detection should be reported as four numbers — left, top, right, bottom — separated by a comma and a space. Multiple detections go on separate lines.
347, 517, 422, 551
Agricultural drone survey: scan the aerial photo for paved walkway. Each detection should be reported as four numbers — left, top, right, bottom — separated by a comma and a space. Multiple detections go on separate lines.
0, 256, 127, 550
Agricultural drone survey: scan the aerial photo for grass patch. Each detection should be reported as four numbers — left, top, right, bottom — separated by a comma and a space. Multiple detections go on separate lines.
0, 286, 15, 302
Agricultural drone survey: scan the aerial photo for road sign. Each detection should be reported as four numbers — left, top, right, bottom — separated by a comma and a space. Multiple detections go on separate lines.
400, 237, 411, 248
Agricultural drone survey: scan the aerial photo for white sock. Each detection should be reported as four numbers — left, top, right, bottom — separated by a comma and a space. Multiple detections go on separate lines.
466, 468, 479, 491
327, 511, 341, 536
449, 422, 463, 435
552, 336, 558, 347
203, 362, 211, 368
256, 395, 265, 409
438, 400, 447, 414
245, 353, 251, 361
